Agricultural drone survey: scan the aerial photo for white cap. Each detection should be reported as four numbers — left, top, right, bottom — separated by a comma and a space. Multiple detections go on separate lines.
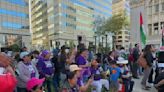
116, 57, 128, 64
20, 52, 29, 59
69, 65, 82, 72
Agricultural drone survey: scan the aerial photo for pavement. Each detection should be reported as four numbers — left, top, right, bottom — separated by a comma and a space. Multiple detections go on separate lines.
133, 77, 157, 92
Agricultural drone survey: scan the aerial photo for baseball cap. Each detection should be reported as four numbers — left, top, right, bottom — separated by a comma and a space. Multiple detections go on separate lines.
20, 52, 30, 59
69, 65, 82, 72
26, 78, 45, 91
116, 57, 128, 64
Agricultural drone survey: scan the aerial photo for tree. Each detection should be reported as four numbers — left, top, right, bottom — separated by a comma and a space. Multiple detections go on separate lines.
99, 12, 129, 49
9, 44, 20, 52
102, 12, 129, 34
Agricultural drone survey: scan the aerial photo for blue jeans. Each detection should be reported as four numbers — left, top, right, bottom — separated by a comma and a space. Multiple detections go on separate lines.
44, 77, 53, 92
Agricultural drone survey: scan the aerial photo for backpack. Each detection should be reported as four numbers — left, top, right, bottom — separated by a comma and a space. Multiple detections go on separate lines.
137, 54, 148, 68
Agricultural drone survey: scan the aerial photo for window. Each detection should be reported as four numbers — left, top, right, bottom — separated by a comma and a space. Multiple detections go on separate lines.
66, 22, 76, 29
0, 8, 28, 18
155, 4, 159, 13
118, 36, 122, 39
2, 22, 27, 30
4, 0, 28, 6
117, 40, 122, 42
162, 3, 164, 11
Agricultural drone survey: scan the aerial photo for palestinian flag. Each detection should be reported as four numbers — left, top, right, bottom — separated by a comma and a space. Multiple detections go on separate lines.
140, 13, 146, 45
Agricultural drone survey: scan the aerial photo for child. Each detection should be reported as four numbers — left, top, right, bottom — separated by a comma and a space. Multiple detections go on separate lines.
109, 60, 122, 92
117, 57, 134, 92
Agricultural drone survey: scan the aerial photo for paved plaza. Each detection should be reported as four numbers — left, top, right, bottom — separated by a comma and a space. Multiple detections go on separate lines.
133, 77, 157, 92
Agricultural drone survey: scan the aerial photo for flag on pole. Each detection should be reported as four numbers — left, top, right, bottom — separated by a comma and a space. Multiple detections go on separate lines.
140, 13, 146, 46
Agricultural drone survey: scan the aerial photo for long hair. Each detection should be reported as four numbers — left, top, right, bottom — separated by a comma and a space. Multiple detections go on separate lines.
143, 44, 152, 55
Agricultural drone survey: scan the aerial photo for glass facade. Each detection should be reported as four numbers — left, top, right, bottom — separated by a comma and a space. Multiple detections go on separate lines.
3, 0, 28, 6
0, 8, 28, 18
0, 0, 30, 47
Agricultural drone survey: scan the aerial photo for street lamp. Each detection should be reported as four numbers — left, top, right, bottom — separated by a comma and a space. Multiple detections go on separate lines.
94, 35, 97, 53
105, 34, 108, 51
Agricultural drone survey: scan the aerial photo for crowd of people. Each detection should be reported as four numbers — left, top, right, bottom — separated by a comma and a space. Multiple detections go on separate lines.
0, 43, 164, 92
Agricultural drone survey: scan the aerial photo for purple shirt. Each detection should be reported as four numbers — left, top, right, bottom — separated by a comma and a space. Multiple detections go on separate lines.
76, 55, 90, 76
37, 57, 54, 78
90, 67, 101, 80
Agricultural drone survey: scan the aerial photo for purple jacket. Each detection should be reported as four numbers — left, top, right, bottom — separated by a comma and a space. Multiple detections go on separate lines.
37, 56, 54, 78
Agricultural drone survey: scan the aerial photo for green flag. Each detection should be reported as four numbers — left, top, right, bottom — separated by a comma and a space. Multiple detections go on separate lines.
140, 13, 146, 45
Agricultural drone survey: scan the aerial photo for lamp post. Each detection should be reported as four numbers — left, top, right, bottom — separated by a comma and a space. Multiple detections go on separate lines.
94, 35, 97, 53
102, 36, 104, 47
105, 34, 108, 48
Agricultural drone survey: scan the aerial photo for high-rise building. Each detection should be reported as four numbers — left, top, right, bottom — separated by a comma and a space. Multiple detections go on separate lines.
0, 0, 30, 48
112, 0, 130, 50
130, 0, 164, 48
31, 0, 112, 49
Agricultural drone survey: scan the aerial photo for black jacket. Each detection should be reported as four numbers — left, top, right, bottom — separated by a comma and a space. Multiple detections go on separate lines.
144, 52, 153, 67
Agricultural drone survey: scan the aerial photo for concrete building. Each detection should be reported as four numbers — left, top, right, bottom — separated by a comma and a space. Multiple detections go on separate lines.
31, 0, 112, 49
0, 0, 31, 48
130, 0, 164, 48
112, 0, 130, 50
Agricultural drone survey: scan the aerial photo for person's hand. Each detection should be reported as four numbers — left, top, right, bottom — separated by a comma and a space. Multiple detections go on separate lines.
88, 78, 93, 84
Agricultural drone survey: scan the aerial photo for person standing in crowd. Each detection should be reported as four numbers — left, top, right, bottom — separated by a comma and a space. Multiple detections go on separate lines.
58, 45, 69, 87
75, 48, 90, 82
51, 50, 60, 92
31, 50, 40, 66
37, 50, 54, 92
148, 47, 156, 84
141, 45, 154, 90
117, 57, 134, 92
109, 60, 122, 92
0, 53, 17, 92
103, 51, 115, 71
26, 78, 45, 92
60, 71, 79, 92
17, 52, 39, 92
132, 43, 140, 79
69, 64, 93, 92
90, 59, 109, 92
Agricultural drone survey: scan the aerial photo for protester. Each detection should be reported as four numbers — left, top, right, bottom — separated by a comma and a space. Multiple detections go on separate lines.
0, 53, 17, 92
104, 51, 115, 70
26, 78, 45, 92
37, 50, 54, 92
109, 60, 122, 92
117, 57, 134, 92
31, 50, 40, 66
69, 64, 93, 92
132, 43, 140, 79
154, 70, 164, 92
141, 45, 154, 90
58, 45, 69, 87
17, 51, 39, 92
90, 59, 109, 92
60, 71, 79, 92
75, 48, 91, 82
51, 51, 60, 92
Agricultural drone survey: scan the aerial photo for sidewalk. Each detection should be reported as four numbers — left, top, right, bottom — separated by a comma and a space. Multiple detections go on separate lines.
133, 77, 157, 92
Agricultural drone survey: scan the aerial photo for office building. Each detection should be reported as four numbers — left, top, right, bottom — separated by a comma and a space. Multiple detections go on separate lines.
130, 0, 164, 48
112, 0, 130, 50
0, 0, 30, 48
31, 0, 112, 49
